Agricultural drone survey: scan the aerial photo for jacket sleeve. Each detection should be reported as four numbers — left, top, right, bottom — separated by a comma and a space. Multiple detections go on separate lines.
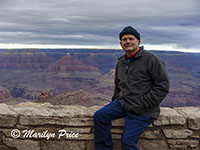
142, 56, 170, 108
111, 63, 120, 101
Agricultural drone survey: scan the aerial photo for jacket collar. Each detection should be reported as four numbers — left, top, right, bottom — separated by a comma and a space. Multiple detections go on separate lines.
118, 46, 144, 61
124, 47, 141, 58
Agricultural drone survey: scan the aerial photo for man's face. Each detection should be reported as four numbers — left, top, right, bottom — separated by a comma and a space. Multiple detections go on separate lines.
120, 34, 140, 53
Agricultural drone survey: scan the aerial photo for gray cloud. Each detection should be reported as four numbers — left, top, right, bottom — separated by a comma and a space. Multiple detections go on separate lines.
0, 0, 200, 50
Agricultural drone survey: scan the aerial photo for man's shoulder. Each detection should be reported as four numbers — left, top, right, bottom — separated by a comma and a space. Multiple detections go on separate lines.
143, 49, 165, 67
142, 49, 162, 61
142, 49, 157, 57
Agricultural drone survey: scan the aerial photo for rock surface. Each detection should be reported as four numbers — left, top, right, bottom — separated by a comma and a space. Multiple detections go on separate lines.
3, 138, 40, 150
175, 107, 200, 130
0, 87, 12, 99
153, 107, 186, 126
0, 103, 18, 127
37, 90, 52, 103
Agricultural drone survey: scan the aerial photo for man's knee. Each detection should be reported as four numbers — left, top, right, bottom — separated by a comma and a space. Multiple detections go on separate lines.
94, 110, 103, 123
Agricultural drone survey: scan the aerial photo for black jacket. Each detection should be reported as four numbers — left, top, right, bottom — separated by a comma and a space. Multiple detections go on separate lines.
112, 46, 169, 119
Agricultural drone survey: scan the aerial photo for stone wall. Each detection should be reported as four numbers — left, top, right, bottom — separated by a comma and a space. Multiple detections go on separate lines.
0, 102, 199, 150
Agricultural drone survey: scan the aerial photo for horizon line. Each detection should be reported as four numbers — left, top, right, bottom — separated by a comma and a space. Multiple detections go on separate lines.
0, 43, 200, 53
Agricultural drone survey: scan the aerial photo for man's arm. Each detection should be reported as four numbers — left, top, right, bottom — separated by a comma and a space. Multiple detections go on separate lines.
142, 56, 170, 108
112, 63, 120, 101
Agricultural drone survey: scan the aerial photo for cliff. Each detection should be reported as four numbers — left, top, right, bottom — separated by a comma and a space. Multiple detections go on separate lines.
0, 50, 55, 71
48, 53, 99, 72
0, 102, 199, 150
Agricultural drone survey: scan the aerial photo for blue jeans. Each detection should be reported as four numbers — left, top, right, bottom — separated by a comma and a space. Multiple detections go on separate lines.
94, 99, 153, 150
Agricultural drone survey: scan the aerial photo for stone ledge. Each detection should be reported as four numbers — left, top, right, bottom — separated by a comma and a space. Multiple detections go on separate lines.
0, 102, 199, 150
174, 107, 200, 130
0, 103, 18, 127
3, 138, 40, 150
153, 107, 186, 126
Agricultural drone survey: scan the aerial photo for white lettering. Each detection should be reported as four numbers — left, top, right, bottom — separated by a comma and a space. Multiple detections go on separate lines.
58, 129, 67, 138
58, 129, 79, 139
22, 129, 55, 140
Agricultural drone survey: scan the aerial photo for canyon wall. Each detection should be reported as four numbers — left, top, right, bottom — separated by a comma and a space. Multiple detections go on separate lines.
0, 102, 199, 150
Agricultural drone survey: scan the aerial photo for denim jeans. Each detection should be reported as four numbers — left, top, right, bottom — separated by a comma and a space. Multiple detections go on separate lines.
94, 99, 153, 150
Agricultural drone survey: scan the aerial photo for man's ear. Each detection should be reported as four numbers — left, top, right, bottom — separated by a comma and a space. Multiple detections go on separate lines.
138, 40, 141, 45
120, 41, 123, 47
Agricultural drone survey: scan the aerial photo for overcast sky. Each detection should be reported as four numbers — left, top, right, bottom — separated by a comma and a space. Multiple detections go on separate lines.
0, 0, 200, 52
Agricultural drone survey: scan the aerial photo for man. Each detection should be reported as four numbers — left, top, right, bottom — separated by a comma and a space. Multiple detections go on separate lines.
94, 26, 169, 150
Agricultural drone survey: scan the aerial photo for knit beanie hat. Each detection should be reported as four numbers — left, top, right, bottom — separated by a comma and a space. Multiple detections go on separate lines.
119, 26, 140, 40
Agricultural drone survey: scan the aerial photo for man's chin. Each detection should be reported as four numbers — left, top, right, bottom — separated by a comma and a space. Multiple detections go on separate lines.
124, 49, 134, 52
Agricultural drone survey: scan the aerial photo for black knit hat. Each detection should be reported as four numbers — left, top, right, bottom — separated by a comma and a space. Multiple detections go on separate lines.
119, 26, 140, 40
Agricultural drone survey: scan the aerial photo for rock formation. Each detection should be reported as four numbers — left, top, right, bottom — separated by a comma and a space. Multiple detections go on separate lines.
37, 90, 96, 106
48, 54, 99, 72
37, 90, 52, 103
0, 87, 12, 99
0, 50, 55, 71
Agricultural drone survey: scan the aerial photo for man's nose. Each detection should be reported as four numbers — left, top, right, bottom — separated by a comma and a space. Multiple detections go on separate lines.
126, 39, 131, 43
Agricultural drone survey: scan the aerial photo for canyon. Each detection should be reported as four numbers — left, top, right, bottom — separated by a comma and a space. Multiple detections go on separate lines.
0, 49, 200, 107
